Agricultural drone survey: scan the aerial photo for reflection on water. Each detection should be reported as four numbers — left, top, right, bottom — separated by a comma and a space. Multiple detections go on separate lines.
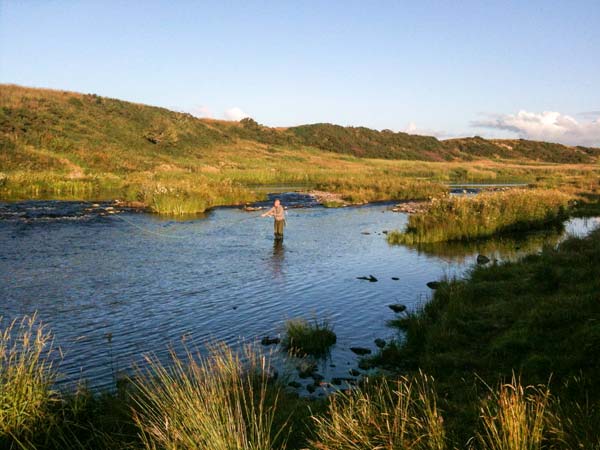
406, 227, 564, 263
404, 217, 599, 262
0, 198, 598, 391
270, 240, 286, 279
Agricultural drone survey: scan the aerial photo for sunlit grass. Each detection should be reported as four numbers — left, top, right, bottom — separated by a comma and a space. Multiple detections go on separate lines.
131, 344, 290, 450
310, 373, 446, 450
0, 314, 57, 446
476, 376, 551, 450
0, 313, 597, 449
388, 189, 572, 244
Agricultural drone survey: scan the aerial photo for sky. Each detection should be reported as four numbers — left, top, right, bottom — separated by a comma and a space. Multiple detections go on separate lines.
1, 0, 599, 146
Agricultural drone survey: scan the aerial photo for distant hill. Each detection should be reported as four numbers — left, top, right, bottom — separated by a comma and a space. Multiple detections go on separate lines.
1, 84, 598, 173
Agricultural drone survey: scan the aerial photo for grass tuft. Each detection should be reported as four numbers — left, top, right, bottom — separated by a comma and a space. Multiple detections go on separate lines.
476, 376, 551, 450
131, 343, 289, 450
282, 319, 336, 357
310, 373, 446, 450
0, 314, 57, 446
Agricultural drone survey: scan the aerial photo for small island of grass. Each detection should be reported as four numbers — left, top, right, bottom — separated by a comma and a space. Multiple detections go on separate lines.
281, 318, 337, 357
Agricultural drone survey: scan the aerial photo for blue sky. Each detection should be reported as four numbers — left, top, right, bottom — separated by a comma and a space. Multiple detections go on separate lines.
1, 0, 599, 145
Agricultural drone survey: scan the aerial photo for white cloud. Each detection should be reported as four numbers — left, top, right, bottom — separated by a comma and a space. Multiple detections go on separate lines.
472, 110, 600, 147
188, 105, 212, 118
404, 122, 448, 139
224, 107, 249, 121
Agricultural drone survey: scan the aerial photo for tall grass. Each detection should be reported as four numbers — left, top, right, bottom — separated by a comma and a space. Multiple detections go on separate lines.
131, 343, 289, 450
316, 178, 446, 203
0, 314, 57, 446
0, 314, 596, 449
475, 376, 551, 450
310, 374, 446, 450
388, 189, 572, 244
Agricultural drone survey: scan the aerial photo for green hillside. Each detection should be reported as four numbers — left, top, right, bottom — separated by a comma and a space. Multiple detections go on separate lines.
1, 84, 599, 213
2, 84, 598, 169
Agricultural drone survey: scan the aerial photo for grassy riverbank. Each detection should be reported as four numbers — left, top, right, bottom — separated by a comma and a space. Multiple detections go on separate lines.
388, 189, 573, 244
2, 84, 600, 215
374, 228, 600, 447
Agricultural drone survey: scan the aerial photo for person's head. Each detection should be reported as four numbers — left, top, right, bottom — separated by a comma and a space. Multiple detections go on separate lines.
274, 198, 281, 207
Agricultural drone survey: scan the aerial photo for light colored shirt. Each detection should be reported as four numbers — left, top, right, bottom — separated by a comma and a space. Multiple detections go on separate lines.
266, 205, 285, 221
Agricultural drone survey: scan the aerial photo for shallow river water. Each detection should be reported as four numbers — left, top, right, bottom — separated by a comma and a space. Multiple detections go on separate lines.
1, 196, 598, 392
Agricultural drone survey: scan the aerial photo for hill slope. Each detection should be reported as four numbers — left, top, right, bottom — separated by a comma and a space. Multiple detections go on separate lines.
1, 84, 599, 214
1, 84, 598, 172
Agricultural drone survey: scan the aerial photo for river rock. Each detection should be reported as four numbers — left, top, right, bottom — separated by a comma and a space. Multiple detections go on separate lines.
297, 360, 317, 378
477, 254, 491, 265
358, 359, 375, 370
427, 281, 441, 289
350, 347, 372, 355
311, 373, 324, 383
357, 275, 378, 282
260, 336, 280, 346
374, 338, 386, 348
349, 369, 361, 377
391, 276, 399, 280
388, 304, 406, 313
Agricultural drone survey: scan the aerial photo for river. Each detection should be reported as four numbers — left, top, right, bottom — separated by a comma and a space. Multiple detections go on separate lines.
1, 195, 598, 393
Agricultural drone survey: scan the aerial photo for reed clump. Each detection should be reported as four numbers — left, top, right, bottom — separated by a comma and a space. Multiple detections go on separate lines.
131, 344, 289, 450
0, 314, 57, 446
136, 178, 257, 215
317, 178, 446, 204
310, 373, 446, 450
282, 319, 337, 357
476, 376, 551, 450
388, 189, 572, 244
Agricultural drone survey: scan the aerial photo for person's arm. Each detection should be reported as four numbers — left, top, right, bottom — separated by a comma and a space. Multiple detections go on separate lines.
261, 207, 275, 217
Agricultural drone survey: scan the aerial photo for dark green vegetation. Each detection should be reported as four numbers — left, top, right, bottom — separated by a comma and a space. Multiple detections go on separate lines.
373, 229, 600, 448
281, 318, 337, 357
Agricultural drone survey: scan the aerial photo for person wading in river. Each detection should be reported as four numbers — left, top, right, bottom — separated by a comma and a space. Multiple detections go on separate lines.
261, 198, 286, 240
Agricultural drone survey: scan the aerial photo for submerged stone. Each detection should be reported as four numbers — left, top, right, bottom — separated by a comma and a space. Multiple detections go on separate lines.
427, 281, 441, 289
357, 275, 378, 282
358, 359, 375, 370
374, 338, 386, 348
350, 347, 372, 355
477, 254, 491, 264
260, 336, 280, 346
388, 304, 406, 313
